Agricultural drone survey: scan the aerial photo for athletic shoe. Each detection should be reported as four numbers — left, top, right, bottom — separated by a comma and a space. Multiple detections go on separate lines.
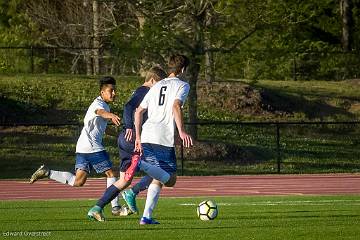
121, 189, 138, 214
111, 205, 133, 216
29, 165, 49, 184
124, 152, 141, 181
87, 205, 105, 222
139, 217, 160, 225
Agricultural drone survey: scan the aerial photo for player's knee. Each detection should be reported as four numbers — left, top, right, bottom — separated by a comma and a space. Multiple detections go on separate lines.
164, 175, 176, 187
73, 179, 86, 187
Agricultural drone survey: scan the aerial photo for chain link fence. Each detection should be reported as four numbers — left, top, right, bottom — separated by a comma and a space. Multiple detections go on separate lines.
0, 121, 359, 179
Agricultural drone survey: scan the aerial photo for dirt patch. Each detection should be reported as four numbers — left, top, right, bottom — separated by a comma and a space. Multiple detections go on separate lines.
197, 81, 265, 115
197, 81, 357, 119
349, 102, 360, 113
345, 79, 360, 86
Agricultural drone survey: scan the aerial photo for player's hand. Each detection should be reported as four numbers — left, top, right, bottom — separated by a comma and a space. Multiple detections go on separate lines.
124, 128, 133, 142
134, 139, 143, 155
110, 113, 121, 126
179, 131, 193, 148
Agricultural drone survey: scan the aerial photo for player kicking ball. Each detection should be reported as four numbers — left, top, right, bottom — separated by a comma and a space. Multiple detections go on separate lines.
87, 66, 170, 221
87, 54, 193, 224
29, 76, 126, 215
114, 66, 168, 215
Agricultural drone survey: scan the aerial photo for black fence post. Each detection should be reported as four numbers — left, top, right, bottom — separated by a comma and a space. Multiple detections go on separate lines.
276, 123, 281, 173
30, 46, 34, 74
293, 54, 297, 81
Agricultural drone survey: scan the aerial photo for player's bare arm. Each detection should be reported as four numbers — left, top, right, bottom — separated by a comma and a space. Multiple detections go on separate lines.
173, 99, 193, 148
134, 106, 146, 155
96, 109, 121, 126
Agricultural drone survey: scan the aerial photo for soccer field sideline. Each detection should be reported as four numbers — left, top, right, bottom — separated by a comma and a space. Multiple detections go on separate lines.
1, 174, 360, 201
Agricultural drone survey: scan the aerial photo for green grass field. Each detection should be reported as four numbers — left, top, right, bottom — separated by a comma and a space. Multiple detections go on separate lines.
1, 195, 360, 240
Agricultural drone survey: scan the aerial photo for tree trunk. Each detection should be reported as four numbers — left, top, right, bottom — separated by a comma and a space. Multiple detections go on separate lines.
127, 3, 147, 76
204, 6, 215, 83
187, 57, 200, 140
92, 0, 100, 75
340, 0, 353, 52
204, 49, 215, 83
85, 50, 93, 75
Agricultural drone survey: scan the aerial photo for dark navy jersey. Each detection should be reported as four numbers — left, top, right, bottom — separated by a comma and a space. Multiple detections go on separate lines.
122, 86, 150, 129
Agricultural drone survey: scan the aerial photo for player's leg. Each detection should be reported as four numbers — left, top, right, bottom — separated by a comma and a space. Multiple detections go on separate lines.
132, 175, 153, 193
87, 176, 132, 221
88, 168, 133, 220
139, 144, 177, 224
104, 169, 121, 211
140, 179, 162, 225
29, 153, 91, 185
122, 175, 153, 214
72, 169, 87, 186
89, 151, 121, 212
116, 130, 141, 214
111, 171, 132, 216
138, 160, 170, 184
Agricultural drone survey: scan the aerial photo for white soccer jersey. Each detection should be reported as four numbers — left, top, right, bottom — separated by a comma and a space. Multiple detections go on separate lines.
140, 77, 190, 147
76, 96, 110, 153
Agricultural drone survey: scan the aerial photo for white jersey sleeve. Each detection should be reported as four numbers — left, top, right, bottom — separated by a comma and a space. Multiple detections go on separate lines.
175, 82, 190, 105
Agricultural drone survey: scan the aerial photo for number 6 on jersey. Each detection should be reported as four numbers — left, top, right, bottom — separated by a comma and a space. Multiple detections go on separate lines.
159, 86, 167, 106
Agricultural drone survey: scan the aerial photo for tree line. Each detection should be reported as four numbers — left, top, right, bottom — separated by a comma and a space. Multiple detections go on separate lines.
1, 0, 360, 137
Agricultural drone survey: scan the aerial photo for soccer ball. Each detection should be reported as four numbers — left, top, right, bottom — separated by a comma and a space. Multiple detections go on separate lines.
197, 200, 218, 220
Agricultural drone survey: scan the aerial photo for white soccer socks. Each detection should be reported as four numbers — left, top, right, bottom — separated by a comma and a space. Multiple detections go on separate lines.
142, 183, 161, 219
49, 170, 75, 186
107, 177, 119, 208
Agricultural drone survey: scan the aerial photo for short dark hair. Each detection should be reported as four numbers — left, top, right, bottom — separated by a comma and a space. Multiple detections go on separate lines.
168, 54, 189, 75
99, 76, 116, 90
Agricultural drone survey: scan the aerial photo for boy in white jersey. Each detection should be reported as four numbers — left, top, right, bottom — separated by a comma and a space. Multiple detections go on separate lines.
134, 54, 193, 224
87, 55, 193, 223
29, 76, 123, 214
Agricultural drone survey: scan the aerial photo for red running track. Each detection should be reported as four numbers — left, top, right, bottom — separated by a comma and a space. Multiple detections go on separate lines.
0, 174, 360, 200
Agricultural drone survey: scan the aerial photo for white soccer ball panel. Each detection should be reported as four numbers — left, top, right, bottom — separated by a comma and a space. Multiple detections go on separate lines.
206, 200, 217, 208
198, 204, 210, 215
197, 200, 218, 220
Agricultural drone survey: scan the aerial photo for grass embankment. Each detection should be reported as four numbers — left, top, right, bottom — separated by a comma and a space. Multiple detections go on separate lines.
0, 74, 359, 178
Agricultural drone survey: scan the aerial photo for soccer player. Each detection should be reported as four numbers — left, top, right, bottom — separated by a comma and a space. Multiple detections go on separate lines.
87, 55, 193, 224
114, 66, 168, 215
87, 66, 169, 221
134, 54, 193, 224
29, 76, 123, 214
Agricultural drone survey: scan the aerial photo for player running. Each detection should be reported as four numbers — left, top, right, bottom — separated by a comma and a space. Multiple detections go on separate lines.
114, 66, 168, 215
134, 54, 193, 224
87, 55, 193, 224
29, 76, 124, 215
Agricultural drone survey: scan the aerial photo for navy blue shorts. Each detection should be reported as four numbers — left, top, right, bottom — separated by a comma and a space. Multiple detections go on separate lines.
142, 143, 176, 173
117, 129, 135, 172
75, 150, 112, 174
